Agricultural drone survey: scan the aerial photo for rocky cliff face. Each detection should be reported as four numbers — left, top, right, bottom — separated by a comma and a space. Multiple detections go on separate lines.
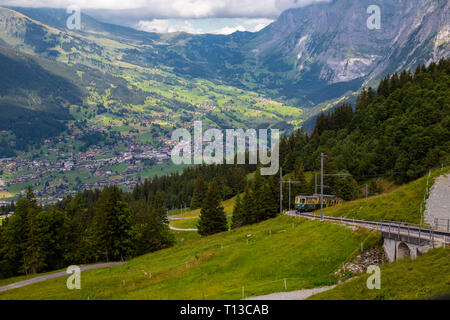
252, 0, 449, 85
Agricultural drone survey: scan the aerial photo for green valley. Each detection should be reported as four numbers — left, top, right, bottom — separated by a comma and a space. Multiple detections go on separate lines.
0, 0, 449, 306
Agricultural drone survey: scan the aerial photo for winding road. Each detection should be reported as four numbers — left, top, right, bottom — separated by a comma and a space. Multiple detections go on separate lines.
0, 262, 125, 293
167, 214, 233, 232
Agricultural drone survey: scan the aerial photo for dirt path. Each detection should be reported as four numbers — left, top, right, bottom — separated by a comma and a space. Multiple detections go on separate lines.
425, 173, 450, 229
244, 285, 337, 300
169, 225, 198, 232
168, 215, 232, 232
0, 262, 125, 293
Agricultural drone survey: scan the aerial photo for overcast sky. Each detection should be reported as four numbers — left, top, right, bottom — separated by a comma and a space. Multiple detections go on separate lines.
0, 0, 331, 34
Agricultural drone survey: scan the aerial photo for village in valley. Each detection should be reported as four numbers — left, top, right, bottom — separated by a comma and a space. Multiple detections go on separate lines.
0, 126, 175, 206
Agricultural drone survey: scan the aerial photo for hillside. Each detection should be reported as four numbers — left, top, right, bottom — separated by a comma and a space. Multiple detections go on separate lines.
313, 167, 450, 224
4, 1, 450, 110
279, 59, 450, 187
2, 170, 450, 300
0, 45, 83, 156
311, 247, 450, 300
0, 6, 302, 131
0, 5, 303, 199
0, 215, 380, 300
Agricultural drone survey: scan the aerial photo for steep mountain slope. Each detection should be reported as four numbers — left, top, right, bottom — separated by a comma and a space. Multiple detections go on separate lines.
4, 1, 449, 110
248, 0, 449, 103
0, 6, 306, 158
0, 46, 83, 156
278, 59, 450, 184
0, 46, 82, 115
4, 6, 160, 45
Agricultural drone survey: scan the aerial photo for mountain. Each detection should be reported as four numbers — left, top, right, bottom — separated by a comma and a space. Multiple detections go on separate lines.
253, 0, 450, 81
0, 6, 304, 159
238, 0, 449, 105
0, 46, 82, 115
279, 59, 450, 184
3, 1, 449, 110
0, 45, 84, 156
114, 0, 449, 107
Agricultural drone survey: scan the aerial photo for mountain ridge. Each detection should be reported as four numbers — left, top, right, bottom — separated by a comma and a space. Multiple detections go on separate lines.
3, 1, 449, 109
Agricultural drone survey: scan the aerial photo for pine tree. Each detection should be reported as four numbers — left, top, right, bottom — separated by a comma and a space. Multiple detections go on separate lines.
153, 190, 167, 223
231, 193, 243, 229
20, 187, 46, 275
93, 186, 134, 262
252, 169, 266, 222
198, 180, 228, 236
190, 176, 207, 210
241, 186, 255, 225
133, 205, 174, 256
22, 209, 46, 275
293, 159, 307, 193
258, 183, 278, 221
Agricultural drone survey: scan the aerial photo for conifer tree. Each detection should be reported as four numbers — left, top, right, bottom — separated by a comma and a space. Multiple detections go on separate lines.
252, 169, 266, 222
264, 183, 279, 220
190, 176, 207, 210
198, 180, 228, 236
133, 205, 174, 256
241, 186, 255, 226
153, 190, 167, 223
293, 158, 308, 193
231, 193, 243, 229
93, 186, 134, 261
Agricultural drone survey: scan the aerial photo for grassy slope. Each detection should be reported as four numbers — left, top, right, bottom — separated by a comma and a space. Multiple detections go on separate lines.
169, 196, 237, 219
169, 195, 237, 229
170, 217, 233, 230
313, 167, 450, 224
0, 216, 380, 300
311, 248, 450, 300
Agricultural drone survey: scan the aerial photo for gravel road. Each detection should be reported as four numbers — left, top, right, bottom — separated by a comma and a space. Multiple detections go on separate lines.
244, 285, 336, 300
425, 173, 450, 229
0, 262, 125, 293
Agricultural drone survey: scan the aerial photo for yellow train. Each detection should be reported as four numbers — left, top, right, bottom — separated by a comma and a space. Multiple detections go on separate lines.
295, 194, 343, 212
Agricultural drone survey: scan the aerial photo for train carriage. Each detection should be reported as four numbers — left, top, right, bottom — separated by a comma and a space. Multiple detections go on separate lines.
295, 194, 343, 212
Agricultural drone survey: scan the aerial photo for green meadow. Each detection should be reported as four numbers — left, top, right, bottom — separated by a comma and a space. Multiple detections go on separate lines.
315, 167, 450, 225
0, 216, 380, 300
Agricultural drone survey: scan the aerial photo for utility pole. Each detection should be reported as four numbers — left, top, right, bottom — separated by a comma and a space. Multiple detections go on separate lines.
321, 153, 324, 221
282, 180, 303, 212
315, 173, 318, 195
289, 179, 291, 211
280, 168, 283, 214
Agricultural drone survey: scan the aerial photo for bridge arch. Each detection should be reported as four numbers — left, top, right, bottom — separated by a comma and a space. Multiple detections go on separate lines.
397, 242, 411, 260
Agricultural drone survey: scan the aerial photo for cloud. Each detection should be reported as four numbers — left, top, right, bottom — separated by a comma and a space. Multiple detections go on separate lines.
137, 19, 199, 34
136, 18, 274, 35
0, 0, 329, 34
1, 0, 331, 19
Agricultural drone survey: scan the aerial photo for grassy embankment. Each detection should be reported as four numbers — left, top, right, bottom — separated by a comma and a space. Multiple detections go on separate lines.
169, 196, 236, 230
314, 167, 449, 224
307, 167, 450, 299
0, 215, 380, 300
311, 247, 450, 300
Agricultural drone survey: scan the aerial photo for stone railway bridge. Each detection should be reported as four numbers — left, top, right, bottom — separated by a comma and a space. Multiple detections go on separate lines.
288, 211, 450, 262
